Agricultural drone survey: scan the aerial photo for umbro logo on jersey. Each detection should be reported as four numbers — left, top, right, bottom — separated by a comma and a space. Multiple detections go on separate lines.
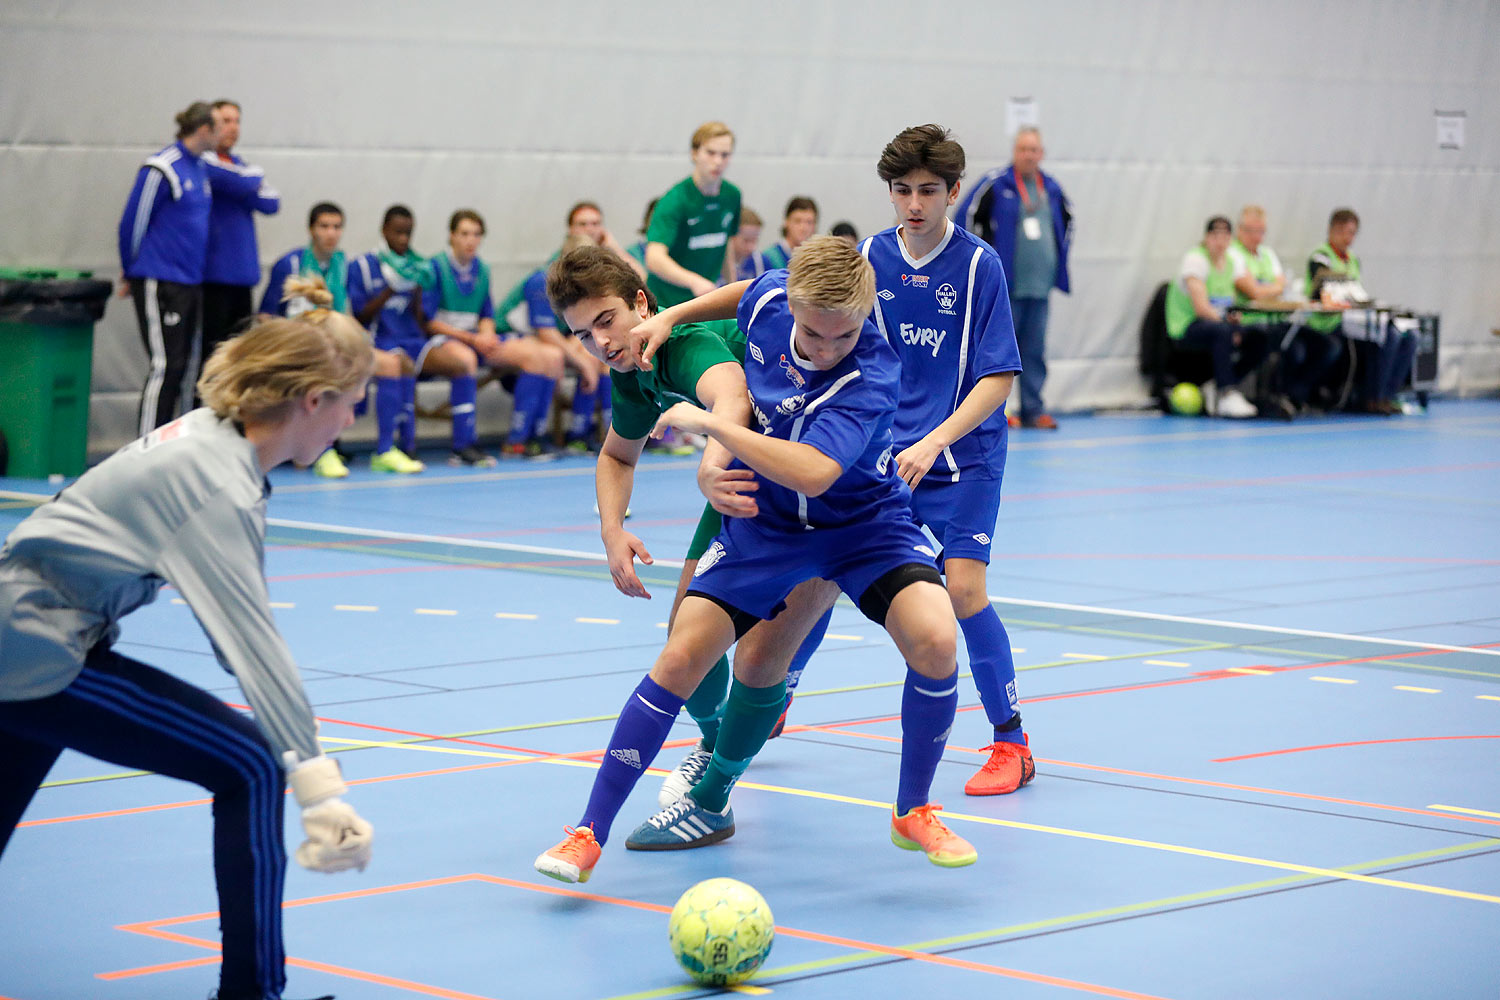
936, 283, 958, 313
778, 354, 806, 388
609, 748, 642, 769
878, 289, 895, 301
901, 273, 930, 289
748, 342, 764, 364
973, 532, 991, 545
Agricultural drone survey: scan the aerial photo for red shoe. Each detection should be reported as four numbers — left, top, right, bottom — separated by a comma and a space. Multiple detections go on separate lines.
767, 692, 794, 739
890, 803, 977, 867
964, 736, 1035, 796
534, 825, 601, 883
1006, 414, 1021, 429
1031, 413, 1059, 430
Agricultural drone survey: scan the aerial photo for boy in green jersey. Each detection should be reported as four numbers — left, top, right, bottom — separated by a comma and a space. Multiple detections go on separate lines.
644, 121, 742, 308
546, 244, 834, 811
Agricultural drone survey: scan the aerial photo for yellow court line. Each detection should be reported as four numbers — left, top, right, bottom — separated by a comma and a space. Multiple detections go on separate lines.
1479, 695, 1500, 702
1062, 653, 1108, 660
415, 608, 458, 616
494, 612, 538, 620
1010, 647, 1026, 653
576, 617, 620, 625
719, 779, 1500, 906
1225, 667, 1272, 675
269, 602, 295, 609
1311, 676, 1358, 684
334, 604, 378, 612
1395, 685, 1441, 693
1145, 660, 1190, 668
1429, 805, 1500, 820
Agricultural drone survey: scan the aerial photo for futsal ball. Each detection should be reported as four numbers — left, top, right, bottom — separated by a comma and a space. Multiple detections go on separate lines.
667, 877, 775, 986
1168, 381, 1204, 415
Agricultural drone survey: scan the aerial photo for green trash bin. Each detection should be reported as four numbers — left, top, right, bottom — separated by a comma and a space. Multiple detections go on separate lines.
0, 270, 113, 478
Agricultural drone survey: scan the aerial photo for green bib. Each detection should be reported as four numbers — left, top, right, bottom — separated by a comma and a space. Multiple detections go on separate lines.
432, 253, 491, 332
1165, 246, 1236, 340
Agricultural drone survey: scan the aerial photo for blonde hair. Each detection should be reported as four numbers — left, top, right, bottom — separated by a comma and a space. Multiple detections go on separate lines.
198, 309, 374, 424
281, 274, 331, 318
740, 207, 763, 228
691, 120, 734, 150
785, 235, 876, 318
1240, 204, 1267, 222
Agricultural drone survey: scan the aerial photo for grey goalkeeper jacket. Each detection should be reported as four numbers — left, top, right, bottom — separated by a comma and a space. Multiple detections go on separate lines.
0, 408, 320, 764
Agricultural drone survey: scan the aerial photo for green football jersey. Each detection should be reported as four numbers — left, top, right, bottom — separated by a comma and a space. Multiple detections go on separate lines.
609, 319, 746, 440
645, 177, 742, 308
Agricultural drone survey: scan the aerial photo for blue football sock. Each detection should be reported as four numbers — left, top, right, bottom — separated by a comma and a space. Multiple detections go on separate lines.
374, 377, 402, 452
510, 372, 554, 445
398, 376, 417, 452
784, 605, 832, 694
958, 605, 1023, 741
568, 380, 597, 441
450, 375, 478, 449
896, 666, 958, 816
579, 676, 683, 846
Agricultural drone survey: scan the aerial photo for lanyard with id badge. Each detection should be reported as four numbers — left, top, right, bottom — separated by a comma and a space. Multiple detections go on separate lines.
1017, 174, 1046, 240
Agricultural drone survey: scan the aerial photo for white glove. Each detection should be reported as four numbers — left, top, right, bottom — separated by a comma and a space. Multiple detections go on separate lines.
380, 261, 416, 294
285, 753, 374, 873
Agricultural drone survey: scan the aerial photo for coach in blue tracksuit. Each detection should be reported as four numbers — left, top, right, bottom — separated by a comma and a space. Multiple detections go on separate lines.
117, 101, 218, 435
202, 99, 280, 374
954, 126, 1073, 429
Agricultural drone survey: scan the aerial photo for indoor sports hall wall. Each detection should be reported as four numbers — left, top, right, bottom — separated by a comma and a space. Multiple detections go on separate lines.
2, 0, 1496, 456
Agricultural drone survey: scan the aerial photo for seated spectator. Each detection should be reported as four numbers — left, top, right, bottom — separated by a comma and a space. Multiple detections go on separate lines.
1307, 208, 1417, 415
515, 233, 610, 453
726, 207, 763, 283
424, 209, 564, 461
1164, 216, 1269, 418
737, 196, 818, 279
348, 205, 478, 471
830, 220, 859, 246
261, 203, 418, 476
1230, 205, 1339, 418
565, 200, 648, 280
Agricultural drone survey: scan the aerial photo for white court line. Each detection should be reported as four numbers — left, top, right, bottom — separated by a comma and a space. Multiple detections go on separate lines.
1311, 676, 1358, 684
1394, 685, 1441, 694
416, 608, 457, 616
1146, 659, 1190, 667
334, 604, 378, 612
988, 594, 1500, 658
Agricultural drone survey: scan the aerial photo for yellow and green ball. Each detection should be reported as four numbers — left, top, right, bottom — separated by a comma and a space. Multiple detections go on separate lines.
667, 877, 775, 986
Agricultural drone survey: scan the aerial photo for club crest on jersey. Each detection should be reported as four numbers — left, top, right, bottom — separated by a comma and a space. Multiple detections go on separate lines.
776, 394, 806, 416
748, 341, 765, 364
901, 273, 930, 289
936, 283, 958, 314
778, 354, 806, 388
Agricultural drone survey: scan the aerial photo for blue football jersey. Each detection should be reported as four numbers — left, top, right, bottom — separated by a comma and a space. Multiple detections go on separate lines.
734, 271, 912, 531
860, 221, 1021, 481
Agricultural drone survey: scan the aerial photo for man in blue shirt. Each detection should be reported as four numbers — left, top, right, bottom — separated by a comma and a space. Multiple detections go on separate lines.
860, 125, 1033, 796
737, 196, 818, 280
534, 237, 977, 884
201, 99, 279, 379
955, 127, 1073, 430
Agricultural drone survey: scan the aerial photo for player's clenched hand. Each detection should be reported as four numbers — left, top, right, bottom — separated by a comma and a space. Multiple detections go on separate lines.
284, 754, 373, 873
701, 466, 759, 518
629, 313, 675, 371
653, 401, 711, 438
603, 528, 653, 598
895, 438, 944, 488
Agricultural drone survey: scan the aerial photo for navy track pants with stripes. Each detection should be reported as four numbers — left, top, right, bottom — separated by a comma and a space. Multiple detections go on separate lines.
0, 644, 287, 1000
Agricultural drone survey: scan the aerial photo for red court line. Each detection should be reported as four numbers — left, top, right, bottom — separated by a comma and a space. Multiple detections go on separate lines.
106, 873, 1172, 1000
1214, 735, 1500, 762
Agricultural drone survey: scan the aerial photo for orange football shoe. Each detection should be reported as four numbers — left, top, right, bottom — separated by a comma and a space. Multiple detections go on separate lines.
890, 803, 977, 867
964, 735, 1035, 796
534, 825, 601, 883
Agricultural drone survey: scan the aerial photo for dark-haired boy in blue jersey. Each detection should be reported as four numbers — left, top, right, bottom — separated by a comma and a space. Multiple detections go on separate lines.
858, 124, 1033, 795
535, 237, 975, 883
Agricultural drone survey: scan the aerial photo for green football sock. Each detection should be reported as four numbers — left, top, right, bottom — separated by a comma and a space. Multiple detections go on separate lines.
682, 654, 730, 751
691, 677, 787, 812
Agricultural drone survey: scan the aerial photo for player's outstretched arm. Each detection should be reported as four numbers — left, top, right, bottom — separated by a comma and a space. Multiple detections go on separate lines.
629, 280, 750, 370
693, 362, 759, 517
655, 401, 841, 496
597, 427, 655, 598
896, 372, 1015, 487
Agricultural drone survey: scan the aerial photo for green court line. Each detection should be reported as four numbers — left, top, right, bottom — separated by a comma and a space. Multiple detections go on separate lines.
598, 837, 1500, 999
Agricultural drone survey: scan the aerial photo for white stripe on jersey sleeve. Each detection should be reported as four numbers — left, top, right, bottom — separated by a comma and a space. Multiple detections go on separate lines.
859, 238, 891, 342
745, 285, 785, 329
131, 169, 162, 259
144, 151, 184, 200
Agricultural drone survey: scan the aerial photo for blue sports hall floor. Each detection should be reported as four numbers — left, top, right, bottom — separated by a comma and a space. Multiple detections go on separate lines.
2, 400, 1498, 1000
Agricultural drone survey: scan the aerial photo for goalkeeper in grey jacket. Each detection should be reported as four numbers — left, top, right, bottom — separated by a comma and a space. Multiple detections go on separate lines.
0, 307, 375, 1000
